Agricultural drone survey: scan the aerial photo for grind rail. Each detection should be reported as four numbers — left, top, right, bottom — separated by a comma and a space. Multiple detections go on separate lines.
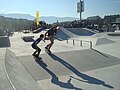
66, 39, 92, 49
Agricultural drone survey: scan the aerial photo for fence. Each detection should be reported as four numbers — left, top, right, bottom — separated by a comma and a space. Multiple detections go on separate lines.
66, 39, 92, 49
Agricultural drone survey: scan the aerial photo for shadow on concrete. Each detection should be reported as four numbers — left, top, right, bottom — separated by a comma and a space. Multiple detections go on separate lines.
35, 58, 47, 67
91, 49, 109, 58
36, 59, 82, 90
48, 54, 114, 89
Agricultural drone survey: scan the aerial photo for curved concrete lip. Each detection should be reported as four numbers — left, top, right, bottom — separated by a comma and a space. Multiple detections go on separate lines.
5, 49, 41, 90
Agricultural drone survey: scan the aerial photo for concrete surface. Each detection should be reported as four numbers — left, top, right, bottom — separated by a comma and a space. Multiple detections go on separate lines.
5, 49, 41, 90
17, 49, 120, 80
0, 48, 13, 90
0, 28, 120, 90
55, 28, 70, 40
37, 64, 120, 90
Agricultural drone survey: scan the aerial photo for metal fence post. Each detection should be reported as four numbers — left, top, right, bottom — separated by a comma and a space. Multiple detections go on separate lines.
80, 40, 82, 47
67, 39, 68, 44
73, 39, 75, 45
90, 41, 92, 49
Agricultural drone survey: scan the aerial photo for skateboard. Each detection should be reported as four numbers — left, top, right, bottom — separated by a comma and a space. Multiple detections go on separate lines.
32, 55, 42, 60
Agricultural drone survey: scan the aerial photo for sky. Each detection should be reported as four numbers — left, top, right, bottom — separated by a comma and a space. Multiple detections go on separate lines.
0, 0, 120, 19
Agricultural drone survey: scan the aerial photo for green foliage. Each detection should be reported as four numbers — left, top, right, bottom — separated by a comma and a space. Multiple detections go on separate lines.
0, 16, 33, 32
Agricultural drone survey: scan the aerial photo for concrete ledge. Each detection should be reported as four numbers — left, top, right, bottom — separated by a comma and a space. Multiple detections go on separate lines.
21, 36, 34, 42
5, 49, 41, 90
0, 36, 10, 47
108, 32, 120, 36
95, 38, 115, 46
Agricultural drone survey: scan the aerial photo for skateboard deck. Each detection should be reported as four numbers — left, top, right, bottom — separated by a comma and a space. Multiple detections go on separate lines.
32, 55, 42, 60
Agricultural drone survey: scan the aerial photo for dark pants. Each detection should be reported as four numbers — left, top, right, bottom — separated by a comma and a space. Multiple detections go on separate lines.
32, 45, 41, 57
46, 35, 54, 50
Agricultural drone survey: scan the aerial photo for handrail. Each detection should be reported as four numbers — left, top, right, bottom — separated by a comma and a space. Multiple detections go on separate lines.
66, 39, 92, 49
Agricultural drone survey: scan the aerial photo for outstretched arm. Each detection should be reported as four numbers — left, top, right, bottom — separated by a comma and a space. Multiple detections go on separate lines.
44, 31, 48, 40
54, 27, 60, 35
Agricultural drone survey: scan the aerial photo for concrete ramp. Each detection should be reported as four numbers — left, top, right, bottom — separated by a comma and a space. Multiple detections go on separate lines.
96, 38, 115, 46
55, 28, 70, 40
66, 28, 96, 36
60, 27, 79, 38
108, 32, 120, 36
55, 27, 79, 41
55, 28, 96, 41
5, 49, 41, 90
0, 49, 13, 90
17, 49, 120, 82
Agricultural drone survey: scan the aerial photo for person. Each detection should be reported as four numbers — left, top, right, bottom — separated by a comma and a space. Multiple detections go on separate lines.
31, 34, 45, 58
44, 25, 60, 53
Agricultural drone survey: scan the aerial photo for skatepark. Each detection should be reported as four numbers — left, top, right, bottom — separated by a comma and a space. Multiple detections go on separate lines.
0, 27, 120, 90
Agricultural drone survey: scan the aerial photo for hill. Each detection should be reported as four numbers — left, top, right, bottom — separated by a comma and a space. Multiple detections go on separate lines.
0, 13, 78, 24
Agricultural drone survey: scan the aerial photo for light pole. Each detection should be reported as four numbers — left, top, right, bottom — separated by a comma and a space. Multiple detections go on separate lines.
80, 0, 82, 22
77, 0, 84, 22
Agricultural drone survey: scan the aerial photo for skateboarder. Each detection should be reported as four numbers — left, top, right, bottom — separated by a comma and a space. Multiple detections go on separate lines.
44, 25, 60, 53
31, 34, 45, 58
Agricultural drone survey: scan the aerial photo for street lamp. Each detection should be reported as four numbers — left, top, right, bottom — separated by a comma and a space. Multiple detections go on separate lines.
80, 0, 82, 22
77, 0, 84, 22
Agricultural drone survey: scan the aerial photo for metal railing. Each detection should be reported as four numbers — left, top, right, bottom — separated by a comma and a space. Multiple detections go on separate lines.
66, 39, 93, 49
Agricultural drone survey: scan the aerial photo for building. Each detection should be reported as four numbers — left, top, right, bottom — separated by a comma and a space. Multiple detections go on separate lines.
87, 16, 101, 21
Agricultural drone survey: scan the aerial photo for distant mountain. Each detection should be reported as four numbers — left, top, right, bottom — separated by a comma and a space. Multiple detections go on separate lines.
40, 16, 79, 24
0, 13, 79, 24
0, 13, 35, 20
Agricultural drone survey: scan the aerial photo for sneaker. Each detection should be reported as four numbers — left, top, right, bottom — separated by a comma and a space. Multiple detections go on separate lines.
36, 54, 39, 58
45, 46, 48, 49
33, 54, 38, 58
32, 53, 36, 56
38, 57, 42, 59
